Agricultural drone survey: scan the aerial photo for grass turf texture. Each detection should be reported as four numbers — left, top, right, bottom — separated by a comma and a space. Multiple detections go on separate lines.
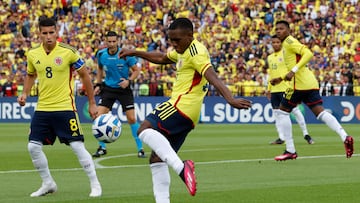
0, 123, 358, 203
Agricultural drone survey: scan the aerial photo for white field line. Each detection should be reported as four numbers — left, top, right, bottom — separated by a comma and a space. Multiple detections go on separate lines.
0, 152, 357, 174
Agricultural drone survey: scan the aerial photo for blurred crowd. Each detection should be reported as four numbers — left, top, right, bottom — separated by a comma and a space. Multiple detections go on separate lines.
1, 0, 360, 98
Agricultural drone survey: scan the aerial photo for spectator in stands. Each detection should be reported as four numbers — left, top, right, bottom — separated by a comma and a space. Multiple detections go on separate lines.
339, 74, 354, 96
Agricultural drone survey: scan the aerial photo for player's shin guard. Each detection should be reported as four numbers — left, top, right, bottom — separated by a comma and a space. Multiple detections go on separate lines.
70, 141, 101, 186
317, 110, 348, 141
130, 123, 143, 151
277, 110, 296, 153
28, 141, 54, 184
151, 162, 170, 203
139, 128, 184, 174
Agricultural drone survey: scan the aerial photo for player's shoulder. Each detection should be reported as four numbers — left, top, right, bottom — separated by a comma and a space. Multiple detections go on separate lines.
27, 44, 42, 54
284, 35, 299, 45
188, 40, 209, 57
58, 42, 77, 53
96, 48, 108, 57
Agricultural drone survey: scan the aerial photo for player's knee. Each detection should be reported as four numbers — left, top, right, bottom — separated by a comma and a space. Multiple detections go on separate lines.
150, 151, 163, 164
28, 141, 42, 154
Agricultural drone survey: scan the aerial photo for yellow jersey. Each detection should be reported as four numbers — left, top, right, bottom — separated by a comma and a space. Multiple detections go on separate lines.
267, 49, 291, 93
167, 40, 211, 124
27, 42, 85, 111
282, 35, 318, 90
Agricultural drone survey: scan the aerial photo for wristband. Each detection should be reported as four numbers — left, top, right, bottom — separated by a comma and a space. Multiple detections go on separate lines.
94, 83, 102, 88
291, 66, 299, 73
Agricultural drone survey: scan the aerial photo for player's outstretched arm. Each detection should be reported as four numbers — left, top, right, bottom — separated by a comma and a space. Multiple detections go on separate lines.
119, 48, 173, 64
204, 67, 252, 110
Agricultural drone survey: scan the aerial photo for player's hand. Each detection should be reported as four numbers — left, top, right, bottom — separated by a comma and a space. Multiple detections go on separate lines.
88, 103, 98, 120
94, 86, 101, 95
270, 77, 282, 86
17, 94, 27, 106
284, 71, 295, 81
119, 78, 130, 88
118, 48, 134, 59
229, 98, 252, 110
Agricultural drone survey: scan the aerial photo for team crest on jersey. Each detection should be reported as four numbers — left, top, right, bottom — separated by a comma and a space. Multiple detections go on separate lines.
54, 57, 63, 66
278, 58, 283, 62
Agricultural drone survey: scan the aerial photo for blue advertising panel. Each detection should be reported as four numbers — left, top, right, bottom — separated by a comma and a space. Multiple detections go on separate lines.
0, 96, 359, 124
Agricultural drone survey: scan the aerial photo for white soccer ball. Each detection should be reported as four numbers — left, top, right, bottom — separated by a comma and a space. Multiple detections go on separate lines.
92, 113, 122, 143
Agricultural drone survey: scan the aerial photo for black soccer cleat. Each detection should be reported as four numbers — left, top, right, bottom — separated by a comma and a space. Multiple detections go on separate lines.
92, 147, 107, 158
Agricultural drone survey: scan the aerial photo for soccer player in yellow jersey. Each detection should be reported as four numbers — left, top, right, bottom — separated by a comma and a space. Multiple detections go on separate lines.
270, 20, 354, 161
17, 17, 102, 197
119, 18, 252, 202
267, 35, 314, 145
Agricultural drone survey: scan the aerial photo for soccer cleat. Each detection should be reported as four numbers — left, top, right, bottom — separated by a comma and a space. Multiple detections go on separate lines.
30, 182, 57, 197
180, 160, 197, 196
92, 147, 107, 158
89, 183, 102, 197
270, 138, 284, 145
137, 149, 146, 158
274, 151, 298, 161
304, 135, 315, 144
344, 136, 354, 158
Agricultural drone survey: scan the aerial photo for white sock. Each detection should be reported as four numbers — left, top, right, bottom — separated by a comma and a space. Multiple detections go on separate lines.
277, 110, 296, 153
151, 162, 170, 203
317, 111, 348, 142
139, 128, 184, 174
70, 141, 100, 186
291, 106, 309, 136
274, 109, 284, 140
28, 141, 55, 184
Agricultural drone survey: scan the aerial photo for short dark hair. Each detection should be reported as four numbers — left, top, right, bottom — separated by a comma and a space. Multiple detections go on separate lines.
168, 18, 193, 32
39, 16, 56, 28
276, 20, 290, 28
106, 31, 118, 37
271, 34, 279, 39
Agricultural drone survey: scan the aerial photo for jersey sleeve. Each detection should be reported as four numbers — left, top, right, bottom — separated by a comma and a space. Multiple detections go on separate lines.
167, 50, 178, 63
26, 52, 36, 75
71, 51, 85, 70
192, 50, 212, 75
126, 56, 137, 67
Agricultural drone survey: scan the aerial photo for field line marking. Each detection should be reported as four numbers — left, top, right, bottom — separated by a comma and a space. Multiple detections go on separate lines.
0, 153, 357, 174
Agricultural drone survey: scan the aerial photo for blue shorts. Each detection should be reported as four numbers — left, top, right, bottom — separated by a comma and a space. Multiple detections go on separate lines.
98, 84, 134, 112
281, 89, 323, 110
270, 92, 284, 109
29, 111, 84, 145
145, 102, 194, 152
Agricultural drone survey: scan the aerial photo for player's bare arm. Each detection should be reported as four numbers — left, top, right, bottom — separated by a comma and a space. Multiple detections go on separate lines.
78, 67, 98, 119
119, 64, 141, 88
119, 48, 173, 64
204, 67, 252, 110
17, 73, 37, 106
270, 77, 283, 86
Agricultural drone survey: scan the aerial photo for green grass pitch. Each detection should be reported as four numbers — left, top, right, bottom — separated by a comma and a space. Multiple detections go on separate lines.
0, 123, 359, 203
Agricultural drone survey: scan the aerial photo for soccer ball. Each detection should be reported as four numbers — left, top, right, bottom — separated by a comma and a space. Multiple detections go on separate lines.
92, 113, 122, 143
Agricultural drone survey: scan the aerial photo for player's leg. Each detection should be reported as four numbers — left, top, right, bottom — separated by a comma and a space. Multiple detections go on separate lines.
27, 112, 57, 197
291, 106, 314, 144
120, 89, 146, 157
270, 92, 285, 144
93, 95, 114, 157
139, 102, 197, 197
274, 90, 299, 161
125, 109, 145, 158
308, 95, 354, 158
150, 155, 171, 203
57, 111, 102, 197
70, 141, 102, 197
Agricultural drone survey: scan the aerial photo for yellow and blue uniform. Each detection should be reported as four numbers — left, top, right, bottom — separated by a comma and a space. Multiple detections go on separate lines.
27, 42, 85, 111
267, 49, 290, 108
27, 42, 85, 145
146, 40, 211, 151
280, 35, 322, 109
